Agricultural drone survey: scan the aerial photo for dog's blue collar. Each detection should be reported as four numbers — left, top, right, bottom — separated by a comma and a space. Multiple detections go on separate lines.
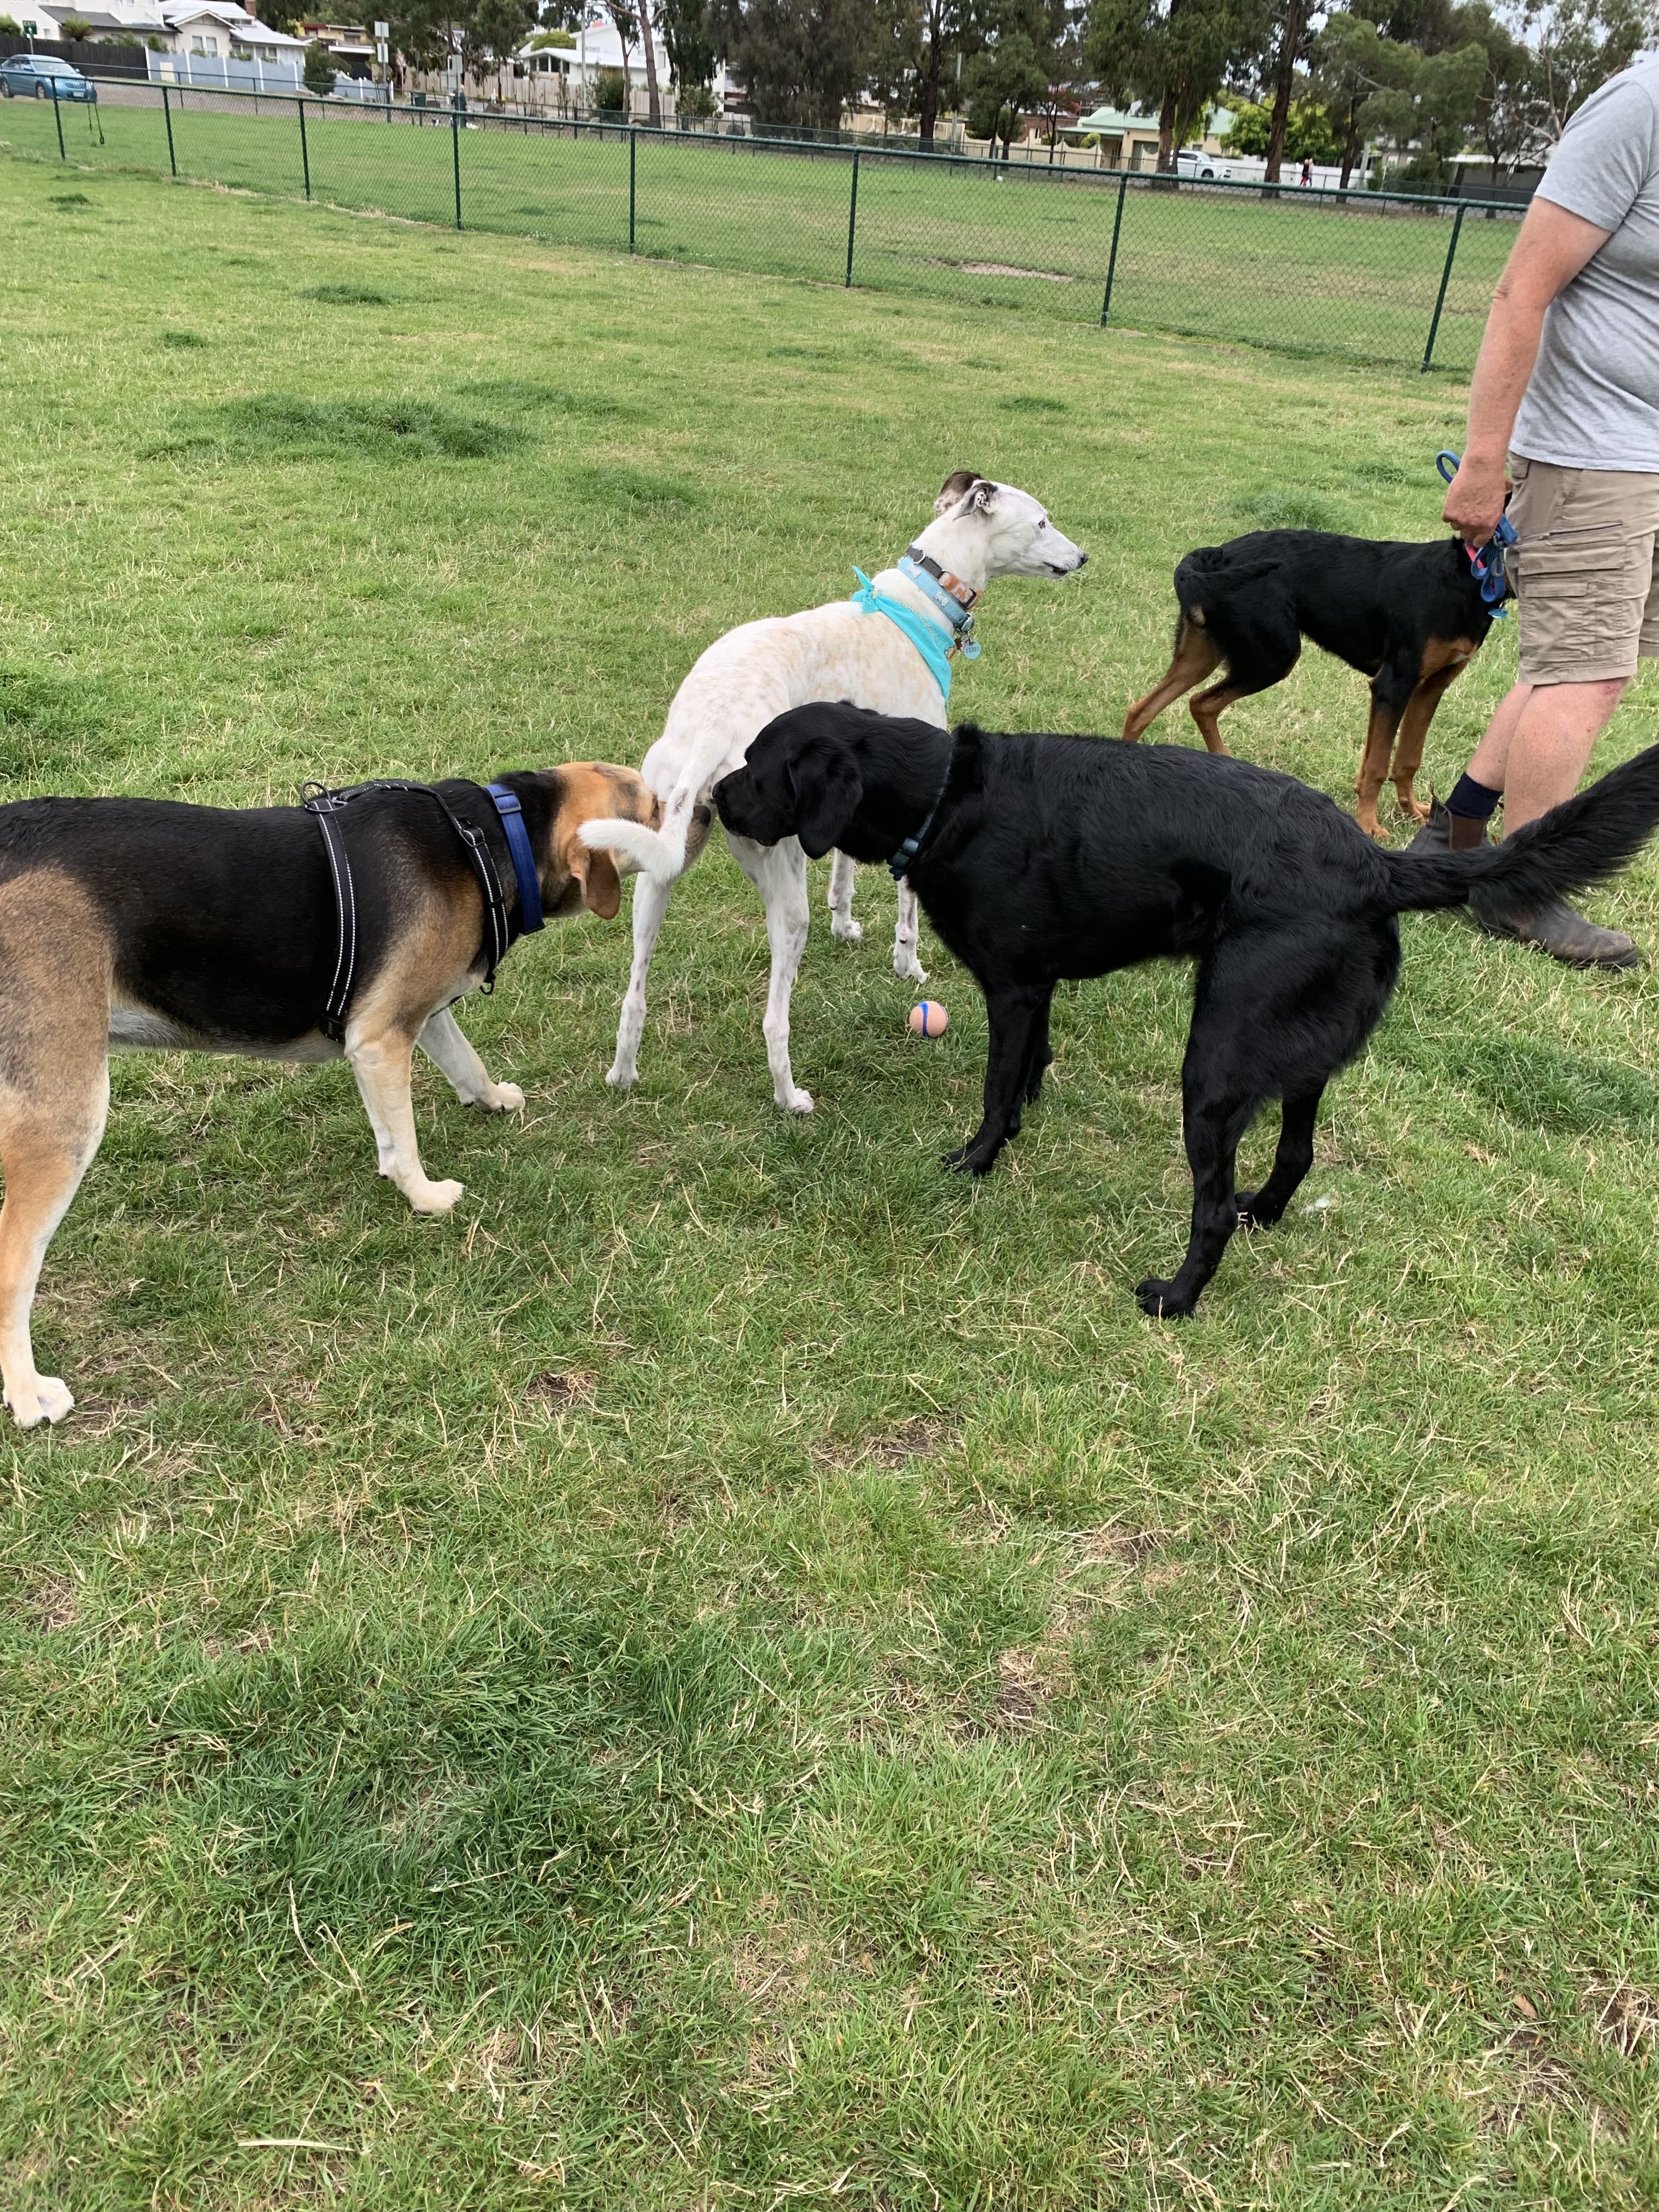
486, 782, 544, 932
897, 546, 981, 656
851, 560, 981, 702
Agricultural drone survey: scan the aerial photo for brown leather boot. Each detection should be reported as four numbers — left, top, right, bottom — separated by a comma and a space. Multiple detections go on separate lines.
1469, 889, 1641, 970
1407, 798, 1491, 854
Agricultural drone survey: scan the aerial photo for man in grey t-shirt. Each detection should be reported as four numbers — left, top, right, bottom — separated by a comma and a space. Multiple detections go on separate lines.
1427, 57, 1659, 968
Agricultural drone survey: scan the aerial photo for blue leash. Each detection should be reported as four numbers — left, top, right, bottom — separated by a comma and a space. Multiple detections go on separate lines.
1437, 449, 1515, 616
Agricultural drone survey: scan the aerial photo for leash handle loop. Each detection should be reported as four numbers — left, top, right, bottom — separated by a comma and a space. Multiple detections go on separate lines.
1434, 448, 1515, 617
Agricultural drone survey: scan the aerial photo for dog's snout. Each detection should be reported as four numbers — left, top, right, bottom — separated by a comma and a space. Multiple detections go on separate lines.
1077, 550, 1088, 566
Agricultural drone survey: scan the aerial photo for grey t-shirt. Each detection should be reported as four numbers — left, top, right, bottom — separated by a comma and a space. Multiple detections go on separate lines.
1512, 59, 1659, 471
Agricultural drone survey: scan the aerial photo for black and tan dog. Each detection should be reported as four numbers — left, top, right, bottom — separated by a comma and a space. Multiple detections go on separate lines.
0, 763, 657, 1428
1121, 531, 1503, 838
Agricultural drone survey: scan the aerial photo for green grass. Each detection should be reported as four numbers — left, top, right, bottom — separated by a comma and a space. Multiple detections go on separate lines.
3, 86, 1517, 371
4, 157, 1659, 2210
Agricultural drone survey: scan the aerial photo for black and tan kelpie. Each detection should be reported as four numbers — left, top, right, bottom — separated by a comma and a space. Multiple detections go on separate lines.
714, 703, 1659, 1321
1122, 531, 1504, 838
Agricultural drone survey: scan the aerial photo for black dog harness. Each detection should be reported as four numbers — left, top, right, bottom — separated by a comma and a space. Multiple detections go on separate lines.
302, 779, 543, 1043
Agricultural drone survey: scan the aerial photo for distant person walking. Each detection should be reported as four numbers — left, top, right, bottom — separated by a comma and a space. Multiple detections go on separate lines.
1300, 158, 1313, 188
1428, 55, 1659, 968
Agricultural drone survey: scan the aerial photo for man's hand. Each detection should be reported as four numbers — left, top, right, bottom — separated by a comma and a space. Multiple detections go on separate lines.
1442, 452, 1510, 543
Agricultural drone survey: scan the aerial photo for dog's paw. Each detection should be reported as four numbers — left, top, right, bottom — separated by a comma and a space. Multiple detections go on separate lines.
831, 915, 862, 944
1135, 1277, 1195, 1320
1400, 795, 1432, 824
894, 955, 928, 984
943, 1142, 996, 1176
408, 1177, 465, 1215
484, 1082, 526, 1114
6, 1375, 74, 1428
1234, 1189, 1284, 1231
605, 1060, 638, 1092
777, 1086, 815, 1114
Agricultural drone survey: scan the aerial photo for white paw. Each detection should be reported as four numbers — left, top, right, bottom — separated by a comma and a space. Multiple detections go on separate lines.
407, 1177, 465, 1215
605, 1060, 637, 1091
483, 1082, 524, 1113
895, 955, 927, 984
831, 916, 862, 943
7, 1375, 73, 1429
778, 1086, 815, 1114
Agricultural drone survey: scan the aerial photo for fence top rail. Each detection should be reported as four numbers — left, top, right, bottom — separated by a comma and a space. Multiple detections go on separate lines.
72, 72, 1525, 217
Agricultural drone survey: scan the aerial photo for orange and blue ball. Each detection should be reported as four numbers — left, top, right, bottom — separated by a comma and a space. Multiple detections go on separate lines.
908, 1001, 948, 1038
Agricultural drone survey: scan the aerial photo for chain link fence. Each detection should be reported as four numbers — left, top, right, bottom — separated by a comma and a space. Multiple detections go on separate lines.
4, 77, 1521, 373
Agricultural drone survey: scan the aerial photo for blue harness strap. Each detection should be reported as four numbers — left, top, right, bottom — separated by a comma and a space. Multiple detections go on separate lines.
486, 782, 545, 933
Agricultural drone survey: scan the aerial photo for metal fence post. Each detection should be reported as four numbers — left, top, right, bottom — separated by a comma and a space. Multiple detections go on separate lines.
52, 78, 65, 160
1101, 171, 1128, 324
452, 100, 462, 228
297, 94, 310, 199
1421, 201, 1466, 373
161, 81, 177, 176
628, 125, 635, 251
845, 145, 859, 287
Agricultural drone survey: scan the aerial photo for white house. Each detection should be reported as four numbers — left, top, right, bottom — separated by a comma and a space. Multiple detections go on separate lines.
511, 8, 733, 117
136, 2, 308, 86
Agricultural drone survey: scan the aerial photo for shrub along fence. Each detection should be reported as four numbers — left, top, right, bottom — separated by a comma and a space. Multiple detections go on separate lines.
4, 76, 1521, 374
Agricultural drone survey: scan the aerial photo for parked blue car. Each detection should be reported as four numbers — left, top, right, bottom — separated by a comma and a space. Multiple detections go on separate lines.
0, 55, 98, 101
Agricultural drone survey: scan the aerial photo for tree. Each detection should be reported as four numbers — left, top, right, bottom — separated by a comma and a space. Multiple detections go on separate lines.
963, 30, 1052, 146
1522, 0, 1650, 142
1365, 34, 1488, 184
868, 0, 975, 141
302, 37, 337, 91
1258, 0, 1314, 181
1223, 92, 1338, 159
1088, 0, 1267, 171
658, 0, 718, 98
1307, 10, 1416, 184
714, 0, 874, 128
630, 0, 664, 122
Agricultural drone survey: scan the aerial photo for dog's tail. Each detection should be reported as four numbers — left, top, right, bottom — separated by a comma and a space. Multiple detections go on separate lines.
579, 811, 683, 885
1376, 743, 1659, 917
578, 770, 714, 886
1173, 545, 1283, 619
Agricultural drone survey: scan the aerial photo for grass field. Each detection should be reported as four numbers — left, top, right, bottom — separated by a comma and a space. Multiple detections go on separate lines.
4, 155, 1659, 2210
2, 84, 1519, 370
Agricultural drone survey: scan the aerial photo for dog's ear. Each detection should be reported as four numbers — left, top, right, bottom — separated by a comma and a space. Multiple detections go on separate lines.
935, 469, 983, 515
792, 746, 864, 859
568, 840, 623, 918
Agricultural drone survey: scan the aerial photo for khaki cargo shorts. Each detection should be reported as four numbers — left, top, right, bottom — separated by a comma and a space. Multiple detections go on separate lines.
1508, 456, 1659, 686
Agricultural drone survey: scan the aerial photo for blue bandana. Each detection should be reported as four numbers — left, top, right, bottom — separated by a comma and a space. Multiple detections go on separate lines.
849, 568, 971, 702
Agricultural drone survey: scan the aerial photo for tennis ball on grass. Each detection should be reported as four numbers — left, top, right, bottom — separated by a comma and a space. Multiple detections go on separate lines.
909, 1001, 948, 1038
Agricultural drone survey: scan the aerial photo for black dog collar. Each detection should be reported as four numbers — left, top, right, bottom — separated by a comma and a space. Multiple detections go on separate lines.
888, 744, 956, 883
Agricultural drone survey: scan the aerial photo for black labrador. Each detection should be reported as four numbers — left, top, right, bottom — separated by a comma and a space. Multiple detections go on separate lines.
714, 703, 1659, 1318
1121, 531, 1502, 839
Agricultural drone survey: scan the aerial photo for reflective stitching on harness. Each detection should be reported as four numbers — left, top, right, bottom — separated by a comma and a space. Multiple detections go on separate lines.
302, 780, 515, 1043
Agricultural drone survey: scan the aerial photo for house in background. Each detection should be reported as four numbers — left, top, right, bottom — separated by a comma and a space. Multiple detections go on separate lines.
143, 2, 308, 84
300, 19, 375, 78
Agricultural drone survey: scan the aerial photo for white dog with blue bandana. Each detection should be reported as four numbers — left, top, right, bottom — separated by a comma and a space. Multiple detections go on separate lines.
579, 472, 1086, 1113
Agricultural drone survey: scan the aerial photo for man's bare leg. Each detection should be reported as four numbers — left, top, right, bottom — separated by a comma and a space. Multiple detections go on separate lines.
1466, 676, 1629, 828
